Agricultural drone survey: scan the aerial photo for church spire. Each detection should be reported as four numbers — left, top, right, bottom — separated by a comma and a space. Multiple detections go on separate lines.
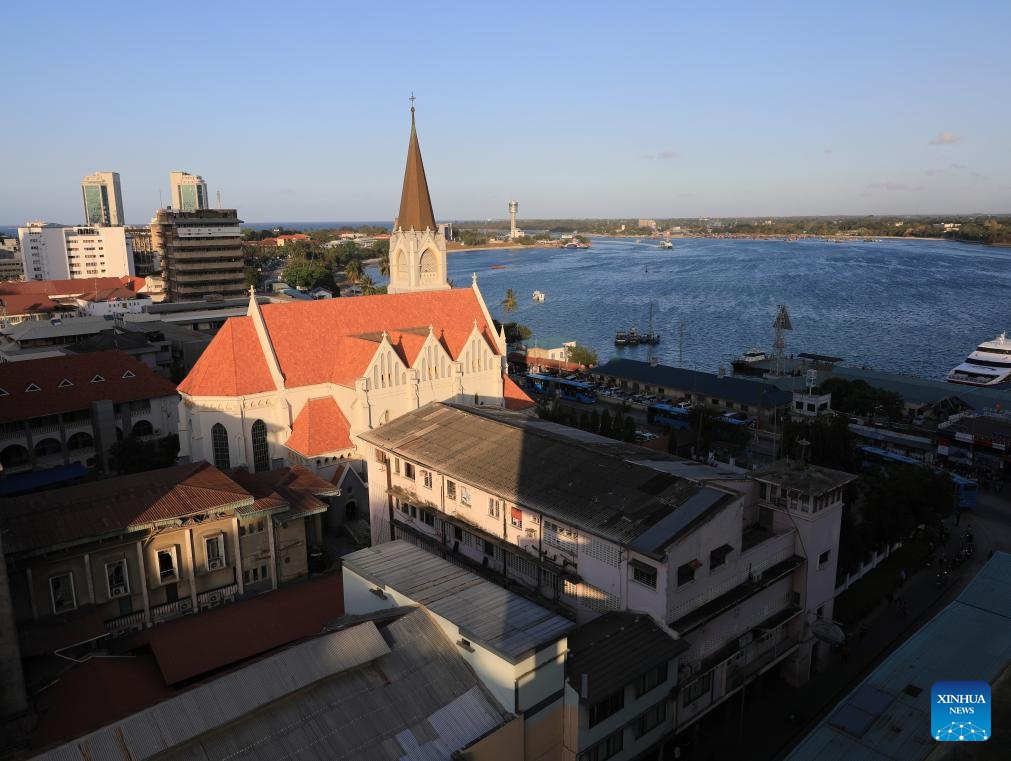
396, 97, 437, 232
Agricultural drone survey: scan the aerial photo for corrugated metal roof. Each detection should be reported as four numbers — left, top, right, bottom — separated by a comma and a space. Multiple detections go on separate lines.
120, 609, 506, 761
360, 403, 735, 548
785, 551, 1011, 761
32, 621, 392, 761
343, 541, 574, 663
593, 358, 792, 408
566, 612, 689, 702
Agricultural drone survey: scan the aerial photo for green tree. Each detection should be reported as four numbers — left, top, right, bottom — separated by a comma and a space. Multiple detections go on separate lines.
359, 274, 380, 295
282, 259, 328, 289
501, 288, 518, 315
378, 253, 390, 277
243, 266, 260, 289
600, 409, 613, 437
566, 343, 599, 367
622, 416, 637, 442
345, 258, 364, 285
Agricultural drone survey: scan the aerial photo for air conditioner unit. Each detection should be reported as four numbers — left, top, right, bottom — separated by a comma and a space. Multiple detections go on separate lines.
206, 592, 222, 607
110, 583, 128, 597
179, 598, 194, 612
208, 558, 225, 571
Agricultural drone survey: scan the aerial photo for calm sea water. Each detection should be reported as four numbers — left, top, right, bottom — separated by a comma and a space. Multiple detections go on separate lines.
376, 237, 1011, 381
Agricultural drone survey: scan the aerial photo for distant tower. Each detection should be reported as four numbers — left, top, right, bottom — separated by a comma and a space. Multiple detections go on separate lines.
508, 200, 519, 240
772, 304, 793, 377
387, 99, 450, 294
81, 171, 125, 226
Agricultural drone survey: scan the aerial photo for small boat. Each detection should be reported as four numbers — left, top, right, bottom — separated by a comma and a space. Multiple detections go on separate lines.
532, 290, 545, 302
626, 327, 640, 346
490, 264, 508, 269
615, 331, 628, 346
659, 240, 673, 250
947, 332, 1011, 387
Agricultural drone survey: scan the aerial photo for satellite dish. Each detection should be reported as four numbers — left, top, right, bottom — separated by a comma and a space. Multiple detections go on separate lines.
811, 619, 846, 646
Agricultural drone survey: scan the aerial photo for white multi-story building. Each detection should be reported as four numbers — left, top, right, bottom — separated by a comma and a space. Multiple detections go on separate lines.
361, 403, 856, 734
81, 171, 125, 226
169, 171, 209, 212
17, 222, 135, 281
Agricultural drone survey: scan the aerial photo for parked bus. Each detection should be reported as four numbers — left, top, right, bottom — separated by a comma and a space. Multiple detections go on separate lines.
647, 403, 691, 430
858, 445, 978, 509
525, 373, 597, 404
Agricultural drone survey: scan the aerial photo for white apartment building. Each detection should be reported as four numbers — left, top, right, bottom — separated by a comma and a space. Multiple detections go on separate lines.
17, 222, 135, 281
362, 403, 855, 734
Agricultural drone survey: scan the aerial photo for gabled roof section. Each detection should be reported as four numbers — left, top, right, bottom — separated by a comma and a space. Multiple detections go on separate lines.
177, 317, 274, 397
285, 397, 353, 457
503, 373, 536, 410
0, 350, 177, 424
0, 462, 252, 555
396, 107, 437, 231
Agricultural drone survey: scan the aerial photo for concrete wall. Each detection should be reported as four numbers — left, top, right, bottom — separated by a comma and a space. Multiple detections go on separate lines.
456, 714, 525, 760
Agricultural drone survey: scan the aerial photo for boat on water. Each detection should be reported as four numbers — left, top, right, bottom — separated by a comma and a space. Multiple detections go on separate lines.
532, 290, 545, 302
730, 348, 769, 377
490, 264, 508, 269
615, 330, 628, 346
947, 332, 1011, 386
659, 240, 673, 249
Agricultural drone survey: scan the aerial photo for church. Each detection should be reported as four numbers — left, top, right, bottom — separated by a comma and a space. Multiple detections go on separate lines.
177, 107, 534, 480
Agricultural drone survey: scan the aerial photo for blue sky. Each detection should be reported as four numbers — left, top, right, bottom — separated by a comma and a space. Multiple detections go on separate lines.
4, 0, 1009, 224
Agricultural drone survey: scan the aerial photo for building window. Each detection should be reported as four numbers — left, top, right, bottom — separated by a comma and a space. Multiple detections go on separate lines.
446, 480, 457, 500
636, 662, 668, 697
635, 700, 667, 738
157, 547, 179, 583
709, 544, 733, 570
578, 728, 624, 761
205, 535, 226, 570
421, 510, 435, 527
239, 519, 266, 536
394, 457, 401, 475
677, 561, 697, 587
631, 562, 657, 589
211, 423, 230, 470
818, 549, 831, 568
243, 564, 270, 584
544, 520, 577, 554
422, 470, 432, 489
404, 462, 416, 480
588, 690, 625, 727
460, 486, 471, 506
483, 539, 494, 556
510, 506, 523, 528
49, 573, 76, 614
453, 525, 463, 542
488, 498, 502, 519
251, 419, 269, 473
683, 671, 713, 705
105, 559, 130, 598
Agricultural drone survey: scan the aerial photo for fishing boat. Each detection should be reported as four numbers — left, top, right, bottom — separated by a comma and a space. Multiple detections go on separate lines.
659, 240, 673, 250
532, 290, 545, 302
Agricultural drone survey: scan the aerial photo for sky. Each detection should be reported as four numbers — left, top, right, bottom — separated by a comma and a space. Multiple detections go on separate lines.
3, 0, 1010, 224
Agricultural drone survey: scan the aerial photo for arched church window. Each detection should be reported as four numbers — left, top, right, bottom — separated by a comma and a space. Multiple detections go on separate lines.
419, 250, 437, 281
396, 251, 408, 278
252, 419, 269, 473
212, 423, 230, 470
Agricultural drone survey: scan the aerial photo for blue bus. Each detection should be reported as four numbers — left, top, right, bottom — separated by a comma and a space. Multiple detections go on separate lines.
858, 445, 978, 509
525, 373, 597, 404
647, 402, 691, 430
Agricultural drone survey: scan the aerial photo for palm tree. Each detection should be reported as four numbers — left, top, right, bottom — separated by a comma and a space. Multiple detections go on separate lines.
378, 253, 390, 278
359, 274, 378, 295
345, 258, 364, 284
501, 288, 518, 315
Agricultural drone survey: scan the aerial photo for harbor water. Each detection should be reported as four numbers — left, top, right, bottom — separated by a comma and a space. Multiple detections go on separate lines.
374, 236, 1011, 381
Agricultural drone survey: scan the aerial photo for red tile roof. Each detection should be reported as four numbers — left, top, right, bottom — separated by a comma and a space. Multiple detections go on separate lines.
0, 462, 252, 555
503, 373, 536, 410
147, 572, 344, 684
229, 465, 338, 518
176, 318, 275, 397
178, 288, 500, 396
284, 397, 353, 457
0, 350, 178, 424
0, 293, 67, 314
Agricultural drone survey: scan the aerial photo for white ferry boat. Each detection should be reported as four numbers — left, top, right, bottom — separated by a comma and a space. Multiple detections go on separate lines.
532, 290, 545, 302
947, 332, 1011, 386
659, 240, 673, 249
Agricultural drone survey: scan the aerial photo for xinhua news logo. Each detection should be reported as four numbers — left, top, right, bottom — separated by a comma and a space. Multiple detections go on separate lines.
931, 681, 990, 741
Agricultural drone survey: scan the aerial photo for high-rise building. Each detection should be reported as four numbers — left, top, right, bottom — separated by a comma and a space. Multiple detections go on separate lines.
81, 171, 125, 226
17, 221, 135, 280
151, 208, 244, 302
170, 171, 209, 212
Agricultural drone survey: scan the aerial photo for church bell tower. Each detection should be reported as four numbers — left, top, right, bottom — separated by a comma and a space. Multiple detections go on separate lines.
387, 100, 450, 294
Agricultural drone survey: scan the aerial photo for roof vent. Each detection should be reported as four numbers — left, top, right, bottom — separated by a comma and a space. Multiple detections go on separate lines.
58, 378, 74, 388
122, 370, 136, 379
91, 374, 105, 383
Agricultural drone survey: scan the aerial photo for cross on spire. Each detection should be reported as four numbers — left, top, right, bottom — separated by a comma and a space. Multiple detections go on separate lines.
409, 92, 416, 113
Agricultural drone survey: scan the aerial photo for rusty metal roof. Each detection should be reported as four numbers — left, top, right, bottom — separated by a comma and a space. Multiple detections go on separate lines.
395, 108, 437, 231
1, 462, 252, 555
